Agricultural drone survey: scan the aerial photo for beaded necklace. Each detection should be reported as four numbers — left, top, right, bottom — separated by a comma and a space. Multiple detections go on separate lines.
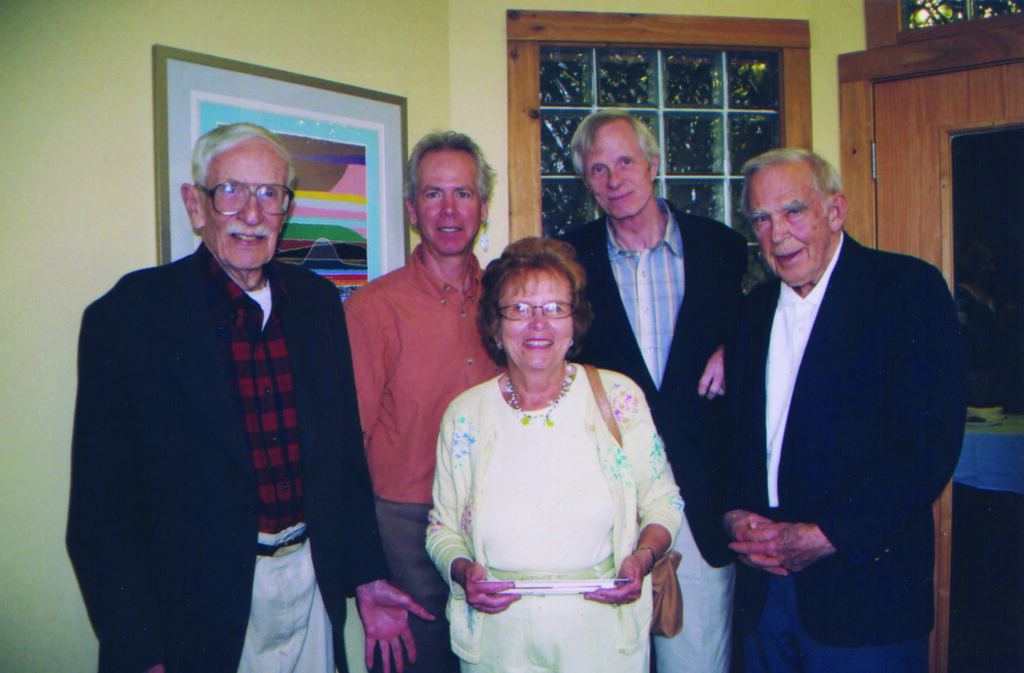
503, 365, 576, 427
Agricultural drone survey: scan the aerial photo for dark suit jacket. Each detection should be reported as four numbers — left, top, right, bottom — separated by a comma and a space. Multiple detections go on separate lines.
726, 236, 965, 647
560, 203, 747, 568
66, 250, 387, 673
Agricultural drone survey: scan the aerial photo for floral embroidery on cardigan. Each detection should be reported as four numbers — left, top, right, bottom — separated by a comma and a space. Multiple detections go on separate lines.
448, 415, 477, 469
647, 435, 670, 481
599, 442, 634, 487
607, 381, 641, 425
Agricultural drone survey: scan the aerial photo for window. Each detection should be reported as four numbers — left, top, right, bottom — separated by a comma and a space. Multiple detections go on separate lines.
903, 0, 1020, 30
507, 10, 811, 247
540, 46, 781, 238
865, 0, 1024, 48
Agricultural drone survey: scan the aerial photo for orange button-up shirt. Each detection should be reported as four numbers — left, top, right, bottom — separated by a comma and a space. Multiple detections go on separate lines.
345, 245, 498, 503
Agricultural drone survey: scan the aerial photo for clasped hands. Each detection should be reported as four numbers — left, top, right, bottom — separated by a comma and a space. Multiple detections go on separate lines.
723, 510, 836, 575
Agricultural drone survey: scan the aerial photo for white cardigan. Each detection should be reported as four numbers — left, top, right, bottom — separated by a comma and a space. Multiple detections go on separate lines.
426, 367, 685, 663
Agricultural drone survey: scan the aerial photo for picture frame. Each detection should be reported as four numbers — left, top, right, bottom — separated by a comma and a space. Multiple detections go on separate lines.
153, 45, 408, 296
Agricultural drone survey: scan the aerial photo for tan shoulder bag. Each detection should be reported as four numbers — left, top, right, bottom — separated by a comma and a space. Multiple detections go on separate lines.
582, 364, 683, 637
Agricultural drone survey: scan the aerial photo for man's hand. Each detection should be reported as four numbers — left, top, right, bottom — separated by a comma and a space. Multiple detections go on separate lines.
355, 579, 435, 673
723, 509, 788, 575
698, 345, 727, 399
760, 522, 836, 572
724, 510, 836, 574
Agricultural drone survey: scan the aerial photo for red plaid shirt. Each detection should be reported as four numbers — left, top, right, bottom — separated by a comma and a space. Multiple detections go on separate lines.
201, 246, 304, 533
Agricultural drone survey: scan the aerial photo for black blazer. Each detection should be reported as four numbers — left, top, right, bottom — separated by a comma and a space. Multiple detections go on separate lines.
560, 204, 747, 568
726, 236, 965, 646
66, 251, 387, 673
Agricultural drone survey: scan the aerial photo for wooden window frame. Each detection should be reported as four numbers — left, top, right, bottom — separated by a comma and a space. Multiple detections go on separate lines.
506, 9, 811, 241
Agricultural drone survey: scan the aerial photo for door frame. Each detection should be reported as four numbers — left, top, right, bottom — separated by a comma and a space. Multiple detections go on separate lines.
838, 21, 1024, 673
939, 118, 1024, 282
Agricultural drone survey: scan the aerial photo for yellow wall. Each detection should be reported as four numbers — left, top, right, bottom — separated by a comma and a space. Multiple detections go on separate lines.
0, 1, 862, 670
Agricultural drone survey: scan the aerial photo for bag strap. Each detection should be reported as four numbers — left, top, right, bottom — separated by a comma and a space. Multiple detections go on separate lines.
584, 364, 622, 446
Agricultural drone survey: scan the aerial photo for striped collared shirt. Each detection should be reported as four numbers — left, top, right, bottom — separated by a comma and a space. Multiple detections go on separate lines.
607, 199, 685, 389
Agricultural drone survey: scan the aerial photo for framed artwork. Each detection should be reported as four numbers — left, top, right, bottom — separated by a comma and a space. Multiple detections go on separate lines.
153, 45, 407, 297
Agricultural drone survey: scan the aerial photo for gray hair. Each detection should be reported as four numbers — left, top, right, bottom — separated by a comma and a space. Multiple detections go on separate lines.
405, 131, 496, 202
191, 123, 296, 189
570, 110, 660, 177
740, 148, 841, 215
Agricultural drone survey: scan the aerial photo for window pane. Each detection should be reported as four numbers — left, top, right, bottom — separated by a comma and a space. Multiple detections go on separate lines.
731, 178, 753, 237
597, 48, 657, 107
630, 110, 661, 142
540, 47, 593, 106
975, 0, 1022, 17
664, 112, 724, 174
729, 113, 779, 175
903, 0, 967, 27
542, 178, 596, 237
743, 244, 774, 293
663, 51, 723, 108
728, 52, 779, 110
541, 109, 588, 175
665, 179, 724, 221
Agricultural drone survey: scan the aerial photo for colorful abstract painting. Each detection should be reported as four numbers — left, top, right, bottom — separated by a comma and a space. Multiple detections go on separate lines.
155, 46, 406, 300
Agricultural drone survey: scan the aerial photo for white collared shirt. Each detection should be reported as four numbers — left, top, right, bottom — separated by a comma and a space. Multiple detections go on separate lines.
765, 233, 844, 507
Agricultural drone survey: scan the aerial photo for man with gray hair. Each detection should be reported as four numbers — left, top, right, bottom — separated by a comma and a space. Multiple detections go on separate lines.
724, 148, 964, 671
558, 109, 747, 673
346, 131, 499, 672
67, 123, 430, 673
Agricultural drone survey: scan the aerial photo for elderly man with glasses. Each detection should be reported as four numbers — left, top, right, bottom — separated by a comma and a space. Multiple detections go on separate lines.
67, 123, 431, 673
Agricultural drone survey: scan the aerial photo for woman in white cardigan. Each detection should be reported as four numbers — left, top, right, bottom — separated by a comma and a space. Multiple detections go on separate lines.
426, 237, 684, 672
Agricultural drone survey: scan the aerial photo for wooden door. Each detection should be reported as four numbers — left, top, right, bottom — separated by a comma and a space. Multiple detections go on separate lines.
874, 63, 1024, 271
868, 61, 1024, 673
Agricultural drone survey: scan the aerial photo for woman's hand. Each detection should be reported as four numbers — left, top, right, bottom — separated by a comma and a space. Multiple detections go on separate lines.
583, 552, 646, 606
585, 524, 670, 606
451, 558, 521, 614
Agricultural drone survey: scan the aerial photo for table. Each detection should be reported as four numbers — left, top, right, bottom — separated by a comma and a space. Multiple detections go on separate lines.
953, 415, 1024, 495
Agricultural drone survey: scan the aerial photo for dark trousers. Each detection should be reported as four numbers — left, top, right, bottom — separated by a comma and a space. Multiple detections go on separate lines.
373, 497, 460, 673
744, 575, 928, 673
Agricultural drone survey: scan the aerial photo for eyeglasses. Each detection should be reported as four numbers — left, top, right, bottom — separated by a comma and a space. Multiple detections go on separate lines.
499, 301, 574, 320
200, 181, 294, 216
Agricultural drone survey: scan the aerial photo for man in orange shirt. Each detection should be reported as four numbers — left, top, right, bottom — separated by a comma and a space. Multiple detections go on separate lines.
346, 131, 498, 672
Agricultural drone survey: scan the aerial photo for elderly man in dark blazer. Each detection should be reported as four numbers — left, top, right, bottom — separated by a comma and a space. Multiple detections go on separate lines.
559, 110, 747, 673
66, 123, 430, 673
724, 148, 964, 671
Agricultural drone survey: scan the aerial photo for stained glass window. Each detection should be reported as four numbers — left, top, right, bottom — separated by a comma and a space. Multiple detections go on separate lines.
902, 0, 1020, 29
540, 46, 780, 238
